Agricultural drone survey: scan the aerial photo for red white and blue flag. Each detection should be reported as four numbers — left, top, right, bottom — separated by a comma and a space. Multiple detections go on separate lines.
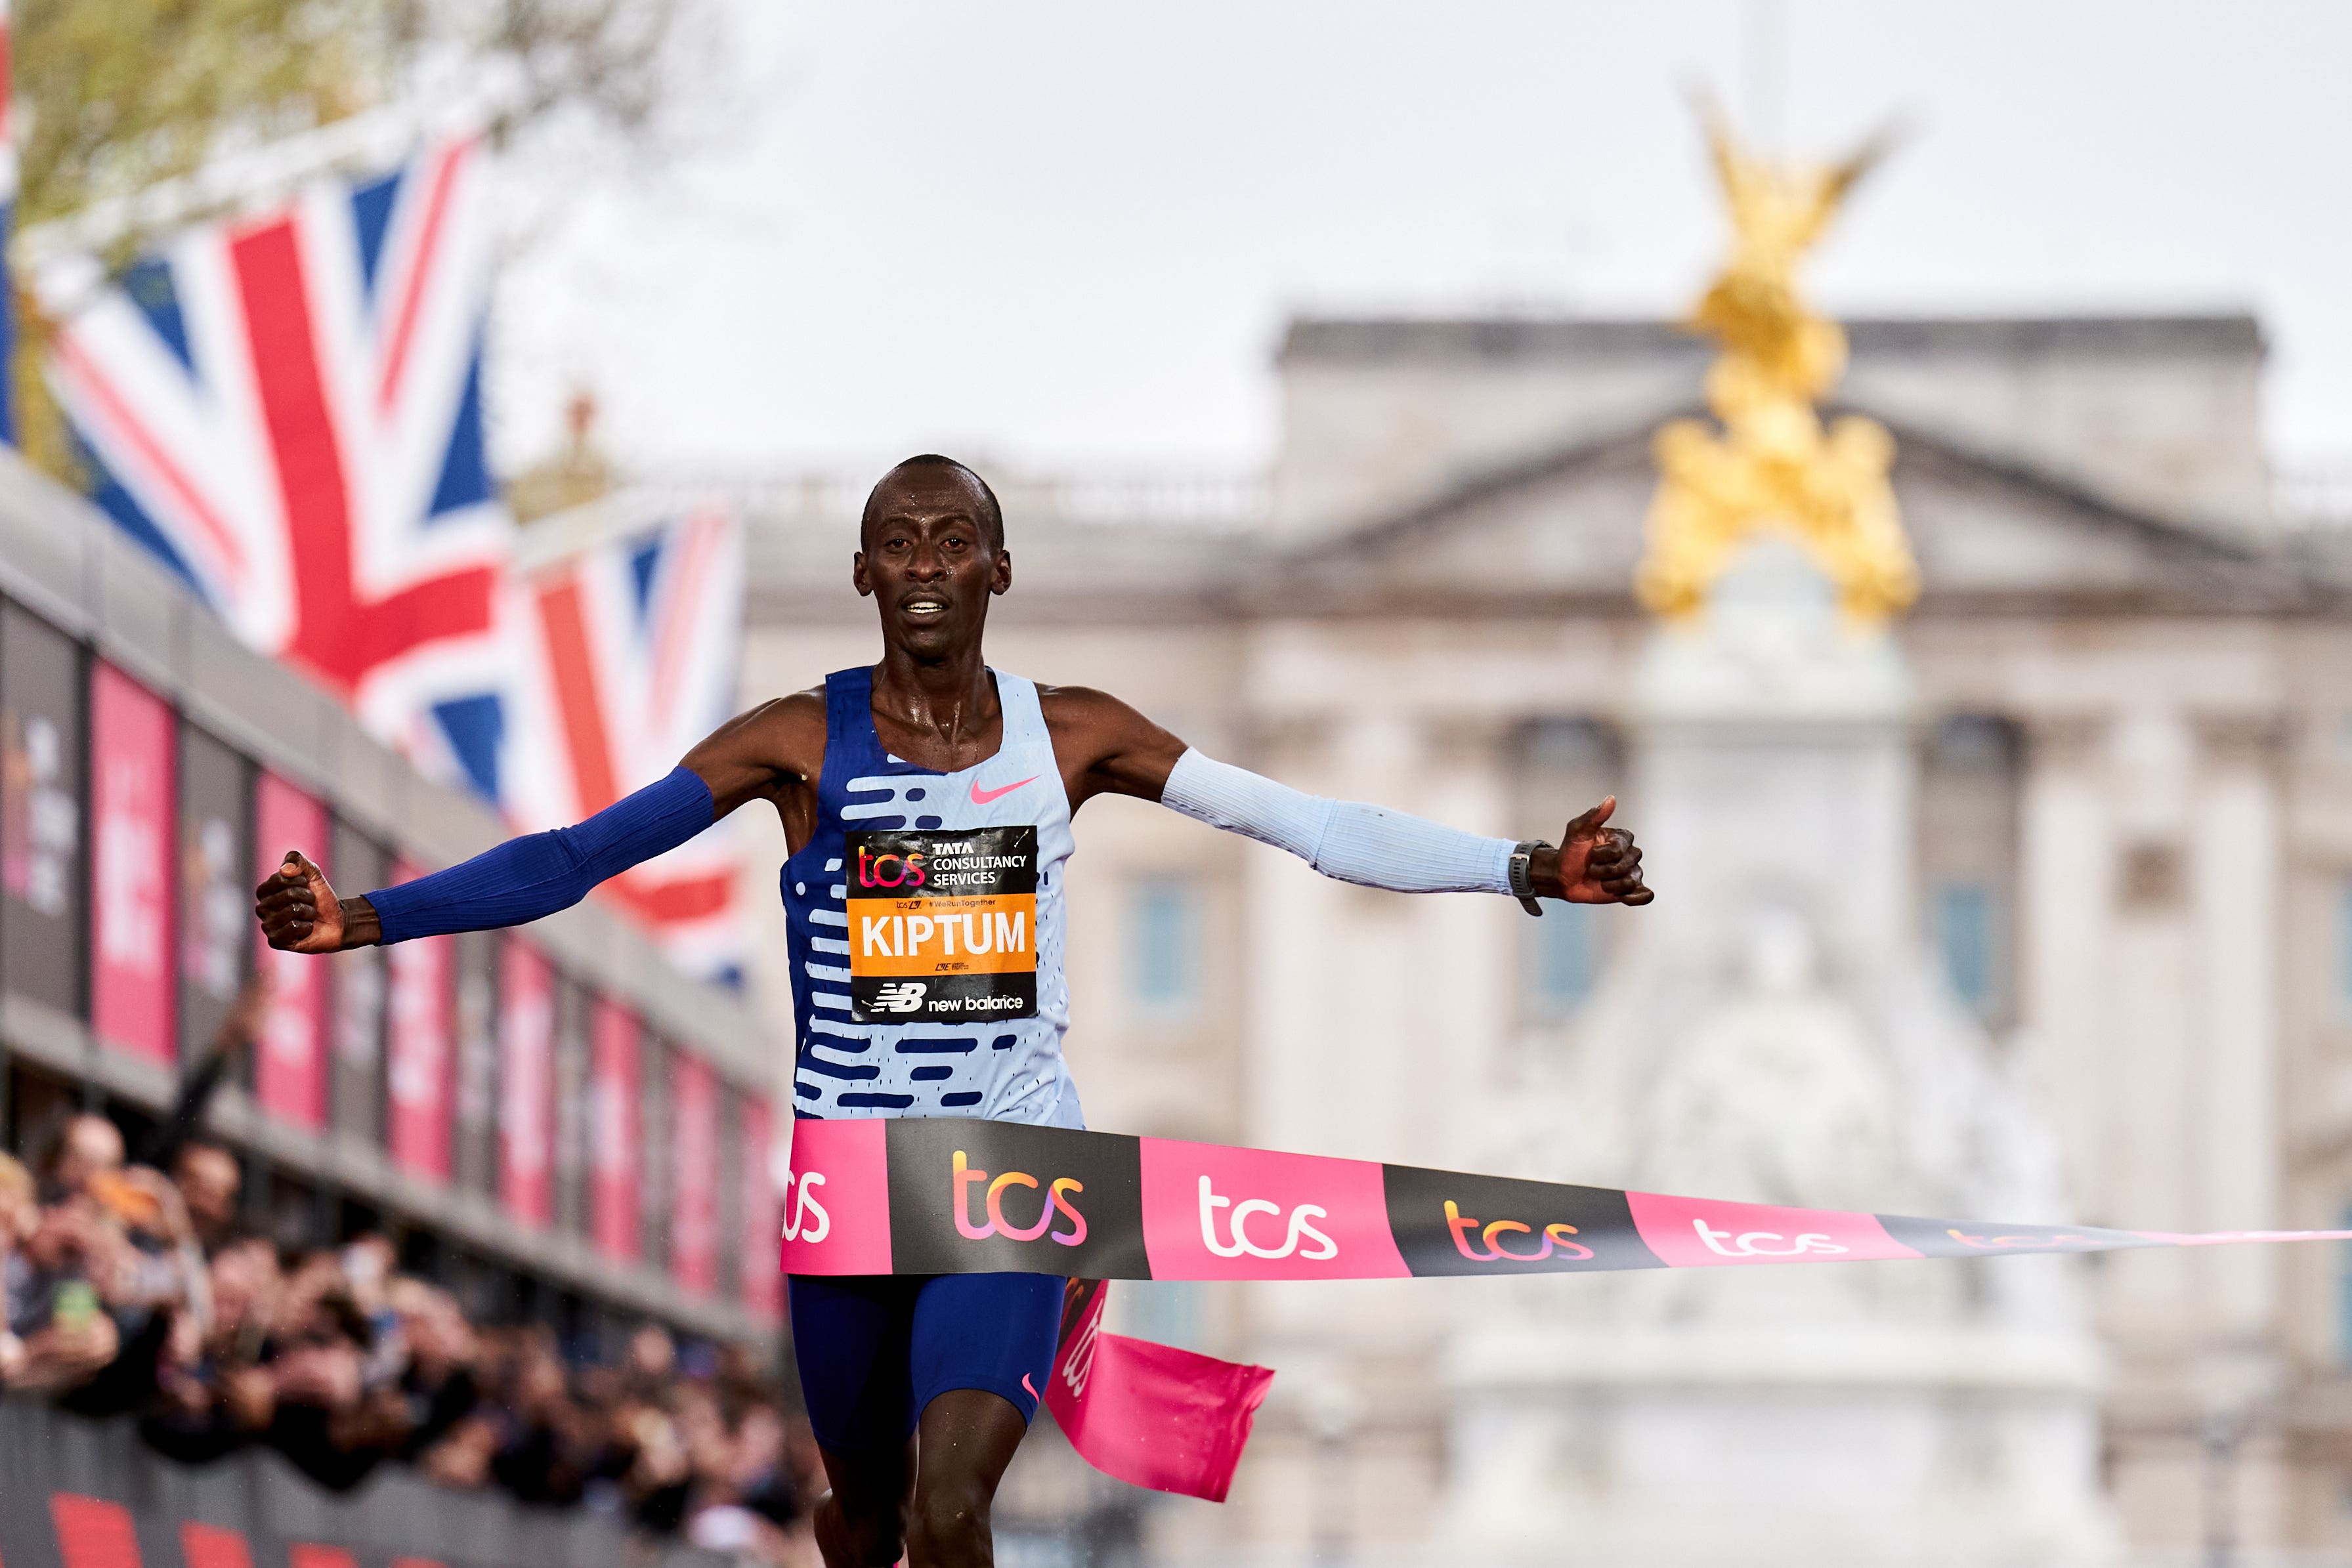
502, 504, 747, 982
38, 134, 509, 796
36, 131, 749, 978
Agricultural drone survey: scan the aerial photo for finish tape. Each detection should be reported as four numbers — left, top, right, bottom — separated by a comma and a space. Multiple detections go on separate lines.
780, 1114, 2351, 1281
780, 1116, 2346, 1503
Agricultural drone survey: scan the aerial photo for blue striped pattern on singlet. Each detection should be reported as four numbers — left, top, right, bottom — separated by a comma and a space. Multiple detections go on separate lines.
781, 667, 1082, 1128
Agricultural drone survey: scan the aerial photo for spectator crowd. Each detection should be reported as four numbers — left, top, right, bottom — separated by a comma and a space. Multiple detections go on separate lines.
0, 985, 818, 1566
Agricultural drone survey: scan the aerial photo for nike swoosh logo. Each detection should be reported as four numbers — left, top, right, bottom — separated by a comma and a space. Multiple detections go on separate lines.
1021, 1373, 1039, 1401
969, 775, 1039, 805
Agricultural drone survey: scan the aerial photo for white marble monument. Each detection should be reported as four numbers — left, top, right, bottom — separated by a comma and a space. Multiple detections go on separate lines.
1434, 544, 2118, 1567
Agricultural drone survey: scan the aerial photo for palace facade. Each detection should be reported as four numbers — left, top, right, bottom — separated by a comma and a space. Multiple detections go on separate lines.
740, 312, 2352, 1565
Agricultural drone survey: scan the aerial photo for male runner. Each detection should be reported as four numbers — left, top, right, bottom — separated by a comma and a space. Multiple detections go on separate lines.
256, 454, 1652, 1567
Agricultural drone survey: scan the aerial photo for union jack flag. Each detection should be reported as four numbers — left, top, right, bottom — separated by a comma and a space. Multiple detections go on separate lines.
38, 134, 509, 795
502, 503, 747, 982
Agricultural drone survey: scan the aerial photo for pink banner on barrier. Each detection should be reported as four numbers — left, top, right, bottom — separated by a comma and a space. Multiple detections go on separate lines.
589, 1000, 641, 1262
386, 860, 454, 1183
91, 664, 177, 1065
670, 1054, 720, 1296
289, 1547, 360, 1568
1625, 1192, 1921, 1267
498, 943, 556, 1228
740, 1095, 780, 1319
53, 1494, 140, 1568
254, 774, 329, 1130
181, 1522, 255, 1568
1138, 1137, 1407, 1281
777, 1116, 891, 1276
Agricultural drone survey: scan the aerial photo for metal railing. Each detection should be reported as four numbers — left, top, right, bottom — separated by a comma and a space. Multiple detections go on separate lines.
0, 1397, 727, 1568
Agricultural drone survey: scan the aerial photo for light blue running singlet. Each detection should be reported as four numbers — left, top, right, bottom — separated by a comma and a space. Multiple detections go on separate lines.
782, 667, 1083, 1128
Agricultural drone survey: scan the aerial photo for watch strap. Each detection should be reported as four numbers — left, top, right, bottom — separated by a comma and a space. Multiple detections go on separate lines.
1508, 840, 1550, 916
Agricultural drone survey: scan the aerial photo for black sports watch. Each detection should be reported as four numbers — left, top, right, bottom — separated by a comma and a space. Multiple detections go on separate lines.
1508, 840, 1550, 917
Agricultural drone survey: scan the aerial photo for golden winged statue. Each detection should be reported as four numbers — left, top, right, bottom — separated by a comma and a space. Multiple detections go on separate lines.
1636, 100, 1919, 624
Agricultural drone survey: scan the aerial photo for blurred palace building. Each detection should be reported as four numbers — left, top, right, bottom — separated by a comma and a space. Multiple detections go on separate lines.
744, 311, 2352, 1567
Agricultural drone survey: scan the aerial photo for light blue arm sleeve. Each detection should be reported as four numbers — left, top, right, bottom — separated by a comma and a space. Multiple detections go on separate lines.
1157, 748, 1514, 895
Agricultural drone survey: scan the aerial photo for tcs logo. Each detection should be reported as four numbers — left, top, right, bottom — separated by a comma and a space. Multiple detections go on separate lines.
1444, 1200, 1593, 1263
1693, 1219, 1846, 1258
779, 1170, 830, 1244
1943, 1227, 2096, 1250
857, 846, 928, 889
1197, 1176, 1337, 1261
954, 1150, 1087, 1246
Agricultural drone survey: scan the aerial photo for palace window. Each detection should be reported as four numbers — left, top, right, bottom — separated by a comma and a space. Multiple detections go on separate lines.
1934, 880, 1998, 1015
1919, 715, 2021, 1027
1129, 877, 1202, 1021
1526, 904, 1598, 1021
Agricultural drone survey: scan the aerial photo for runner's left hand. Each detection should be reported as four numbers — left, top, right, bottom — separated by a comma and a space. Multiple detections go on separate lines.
1537, 798, 1652, 906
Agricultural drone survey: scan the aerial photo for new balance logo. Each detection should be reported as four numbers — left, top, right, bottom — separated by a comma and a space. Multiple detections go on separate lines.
870, 981, 928, 1013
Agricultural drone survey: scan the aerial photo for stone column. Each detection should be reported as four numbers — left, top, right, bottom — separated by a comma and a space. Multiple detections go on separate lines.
2017, 712, 2114, 1225
2189, 711, 2290, 1554
1409, 715, 1518, 1175
2189, 715, 2286, 1286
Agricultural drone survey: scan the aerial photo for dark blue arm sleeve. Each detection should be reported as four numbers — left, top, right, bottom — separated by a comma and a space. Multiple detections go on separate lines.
366, 765, 717, 944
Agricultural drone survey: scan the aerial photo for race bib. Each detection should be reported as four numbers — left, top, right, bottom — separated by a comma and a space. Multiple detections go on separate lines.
845, 827, 1038, 1023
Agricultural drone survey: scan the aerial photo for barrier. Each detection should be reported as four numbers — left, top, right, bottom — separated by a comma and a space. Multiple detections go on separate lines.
0, 1399, 725, 1568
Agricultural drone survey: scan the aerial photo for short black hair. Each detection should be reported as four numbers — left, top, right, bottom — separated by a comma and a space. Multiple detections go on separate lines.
862, 454, 1004, 551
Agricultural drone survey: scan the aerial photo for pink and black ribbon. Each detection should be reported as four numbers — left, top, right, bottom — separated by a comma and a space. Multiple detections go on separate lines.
780, 1116, 2347, 1281
780, 1117, 2351, 1500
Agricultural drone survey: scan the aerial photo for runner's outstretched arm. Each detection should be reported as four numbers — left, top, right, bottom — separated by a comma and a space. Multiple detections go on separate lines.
255, 694, 827, 953
1048, 687, 1650, 906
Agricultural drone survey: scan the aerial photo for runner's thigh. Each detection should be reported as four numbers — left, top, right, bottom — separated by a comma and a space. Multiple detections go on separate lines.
907, 1271, 1063, 1426
790, 1273, 922, 1452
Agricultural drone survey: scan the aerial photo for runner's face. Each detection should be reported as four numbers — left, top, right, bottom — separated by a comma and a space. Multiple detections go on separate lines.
855, 472, 1009, 658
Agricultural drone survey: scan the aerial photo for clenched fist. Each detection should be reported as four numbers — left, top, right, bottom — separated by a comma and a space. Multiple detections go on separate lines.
254, 851, 380, 952
1535, 798, 1653, 906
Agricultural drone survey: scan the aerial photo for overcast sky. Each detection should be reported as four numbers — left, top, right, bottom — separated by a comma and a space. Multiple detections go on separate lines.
491, 1, 2352, 485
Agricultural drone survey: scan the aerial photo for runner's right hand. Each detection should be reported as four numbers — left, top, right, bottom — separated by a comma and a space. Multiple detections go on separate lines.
255, 851, 347, 953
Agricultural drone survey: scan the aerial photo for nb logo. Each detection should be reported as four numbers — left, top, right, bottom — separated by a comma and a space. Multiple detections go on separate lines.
870, 981, 928, 1013
1197, 1175, 1338, 1261
780, 1171, 830, 1244
1693, 1219, 1845, 1258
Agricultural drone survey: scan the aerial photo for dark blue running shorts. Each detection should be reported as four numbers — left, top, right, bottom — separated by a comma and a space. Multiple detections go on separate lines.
788, 1272, 1063, 1453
